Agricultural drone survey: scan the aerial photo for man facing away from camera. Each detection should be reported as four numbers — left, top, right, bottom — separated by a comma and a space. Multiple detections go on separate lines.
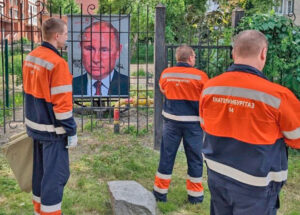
23, 18, 77, 215
200, 30, 300, 215
153, 45, 209, 204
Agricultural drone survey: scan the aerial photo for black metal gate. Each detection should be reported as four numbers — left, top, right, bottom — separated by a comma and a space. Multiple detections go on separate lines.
0, 1, 155, 137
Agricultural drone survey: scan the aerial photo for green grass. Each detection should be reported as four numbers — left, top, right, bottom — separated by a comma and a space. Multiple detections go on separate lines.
131, 68, 154, 78
0, 126, 300, 214
0, 92, 24, 126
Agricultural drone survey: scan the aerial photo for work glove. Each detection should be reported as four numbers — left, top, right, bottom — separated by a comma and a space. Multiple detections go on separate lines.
66, 134, 78, 149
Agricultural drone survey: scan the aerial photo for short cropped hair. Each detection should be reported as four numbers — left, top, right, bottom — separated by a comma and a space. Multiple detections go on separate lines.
42, 18, 66, 41
81, 21, 120, 50
233, 30, 268, 58
176, 45, 194, 62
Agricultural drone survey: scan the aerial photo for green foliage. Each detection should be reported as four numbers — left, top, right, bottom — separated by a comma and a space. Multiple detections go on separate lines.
1, 128, 300, 214
47, 0, 80, 14
211, 0, 279, 27
131, 43, 154, 64
97, 0, 207, 44
237, 12, 300, 98
131, 68, 153, 78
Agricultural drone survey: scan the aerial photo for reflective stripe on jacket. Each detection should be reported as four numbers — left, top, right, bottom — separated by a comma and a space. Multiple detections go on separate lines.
23, 42, 77, 140
160, 62, 208, 123
199, 64, 300, 194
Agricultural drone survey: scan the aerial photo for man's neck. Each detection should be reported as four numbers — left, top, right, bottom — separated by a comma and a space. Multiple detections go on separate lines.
234, 59, 263, 72
43, 40, 58, 49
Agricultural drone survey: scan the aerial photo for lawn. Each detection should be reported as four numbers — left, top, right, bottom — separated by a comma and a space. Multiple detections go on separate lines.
0, 123, 300, 215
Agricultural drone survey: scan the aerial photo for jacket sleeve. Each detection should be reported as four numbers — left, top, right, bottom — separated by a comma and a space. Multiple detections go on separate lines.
278, 89, 300, 149
199, 88, 206, 127
159, 70, 166, 94
50, 60, 77, 136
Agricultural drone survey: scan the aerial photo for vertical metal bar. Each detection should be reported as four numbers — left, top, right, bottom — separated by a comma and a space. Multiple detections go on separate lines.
197, 46, 201, 69
146, 5, 149, 131
99, 6, 103, 115
59, 6, 62, 56
39, 2, 43, 42
30, 6, 33, 50
89, 13, 92, 132
50, 1, 52, 17
1, 14, 6, 133
216, 34, 219, 75
118, 10, 121, 121
5, 39, 9, 108
80, 3, 83, 132
20, 2, 24, 123
170, 47, 174, 66
108, 5, 112, 123
136, 5, 140, 134
10, 8, 15, 120
207, 30, 210, 77
127, 14, 130, 132
154, 3, 166, 150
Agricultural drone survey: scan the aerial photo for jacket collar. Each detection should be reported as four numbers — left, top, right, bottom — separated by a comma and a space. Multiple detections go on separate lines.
226, 64, 268, 80
176, 62, 192, 67
41, 41, 61, 57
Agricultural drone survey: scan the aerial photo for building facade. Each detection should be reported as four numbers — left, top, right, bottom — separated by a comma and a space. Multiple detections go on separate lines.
75, 0, 98, 14
275, 0, 300, 25
0, 0, 47, 43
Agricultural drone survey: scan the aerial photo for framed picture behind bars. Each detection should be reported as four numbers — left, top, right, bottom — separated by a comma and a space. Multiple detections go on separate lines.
67, 15, 130, 98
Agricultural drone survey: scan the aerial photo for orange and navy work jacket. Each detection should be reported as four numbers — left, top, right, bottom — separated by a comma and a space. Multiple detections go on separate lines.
23, 42, 77, 141
200, 64, 300, 195
159, 62, 208, 123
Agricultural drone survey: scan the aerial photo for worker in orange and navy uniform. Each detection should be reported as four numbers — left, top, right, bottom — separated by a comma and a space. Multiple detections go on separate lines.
153, 45, 208, 204
200, 30, 300, 215
23, 18, 77, 215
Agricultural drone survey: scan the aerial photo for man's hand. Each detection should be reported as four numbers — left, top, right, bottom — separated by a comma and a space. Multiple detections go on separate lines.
66, 134, 78, 149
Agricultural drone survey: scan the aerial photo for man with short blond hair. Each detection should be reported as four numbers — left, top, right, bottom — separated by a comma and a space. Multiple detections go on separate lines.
200, 30, 300, 215
23, 17, 77, 215
153, 45, 208, 204
175, 45, 195, 62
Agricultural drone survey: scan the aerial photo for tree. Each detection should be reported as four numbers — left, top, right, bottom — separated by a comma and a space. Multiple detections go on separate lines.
46, 0, 80, 15
97, 0, 208, 44
209, 0, 280, 26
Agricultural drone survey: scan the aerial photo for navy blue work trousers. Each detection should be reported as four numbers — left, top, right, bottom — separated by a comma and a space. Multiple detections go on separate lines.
32, 139, 70, 211
208, 171, 280, 215
154, 119, 204, 203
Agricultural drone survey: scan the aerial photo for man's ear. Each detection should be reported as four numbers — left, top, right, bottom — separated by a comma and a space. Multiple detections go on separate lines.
261, 47, 267, 61
54, 32, 59, 40
232, 49, 236, 61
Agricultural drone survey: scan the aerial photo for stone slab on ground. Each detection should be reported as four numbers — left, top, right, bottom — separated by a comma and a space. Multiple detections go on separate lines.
108, 180, 157, 215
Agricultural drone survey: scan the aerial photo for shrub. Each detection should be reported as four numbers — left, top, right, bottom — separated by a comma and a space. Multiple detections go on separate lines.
237, 12, 300, 98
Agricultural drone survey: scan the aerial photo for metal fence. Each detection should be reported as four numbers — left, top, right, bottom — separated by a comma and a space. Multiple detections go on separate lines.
0, 1, 155, 137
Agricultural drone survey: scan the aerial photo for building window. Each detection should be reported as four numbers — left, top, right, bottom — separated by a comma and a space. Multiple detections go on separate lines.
0, 0, 3, 15
14, 9, 18, 19
287, 0, 294, 14
275, 0, 284, 14
28, 4, 37, 26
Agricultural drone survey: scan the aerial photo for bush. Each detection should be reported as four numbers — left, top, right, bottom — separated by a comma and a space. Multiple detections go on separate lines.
131, 43, 154, 64
237, 12, 300, 98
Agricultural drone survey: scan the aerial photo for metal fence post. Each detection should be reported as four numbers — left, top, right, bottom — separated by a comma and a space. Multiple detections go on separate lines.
154, 3, 166, 150
5, 39, 9, 108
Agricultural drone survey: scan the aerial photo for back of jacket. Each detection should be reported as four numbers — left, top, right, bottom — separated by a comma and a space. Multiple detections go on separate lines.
160, 63, 208, 123
200, 64, 300, 196
23, 43, 77, 141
